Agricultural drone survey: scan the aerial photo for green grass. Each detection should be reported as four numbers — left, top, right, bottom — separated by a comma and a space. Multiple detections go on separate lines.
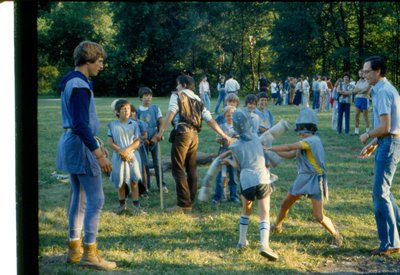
38, 97, 400, 274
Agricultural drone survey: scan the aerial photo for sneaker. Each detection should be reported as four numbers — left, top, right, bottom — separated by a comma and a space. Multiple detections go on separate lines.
331, 233, 343, 247
140, 191, 149, 199
270, 223, 282, 234
260, 246, 279, 261
230, 197, 241, 204
370, 247, 400, 256
211, 199, 220, 206
114, 204, 126, 215
236, 240, 249, 250
162, 186, 169, 194
130, 204, 147, 216
165, 205, 192, 214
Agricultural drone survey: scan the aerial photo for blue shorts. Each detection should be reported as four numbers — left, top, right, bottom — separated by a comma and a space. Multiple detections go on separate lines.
355, 97, 369, 110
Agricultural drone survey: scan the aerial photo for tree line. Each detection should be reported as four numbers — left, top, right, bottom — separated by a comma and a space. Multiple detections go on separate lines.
37, 2, 400, 97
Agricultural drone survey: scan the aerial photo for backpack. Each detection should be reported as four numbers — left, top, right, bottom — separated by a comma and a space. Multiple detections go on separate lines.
177, 91, 204, 132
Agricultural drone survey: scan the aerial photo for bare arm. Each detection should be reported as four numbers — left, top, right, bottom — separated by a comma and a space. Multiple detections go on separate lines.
207, 119, 233, 145
360, 114, 390, 144
153, 110, 176, 142
268, 142, 302, 159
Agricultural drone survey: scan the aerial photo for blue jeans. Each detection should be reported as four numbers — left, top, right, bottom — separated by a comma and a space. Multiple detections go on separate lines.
145, 142, 167, 189
213, 165, 239, 201
312, 91, 320, 110
337, 102, 350, 134
68, 172, 104, 244
214, 91, 226, 114
373, 137, 400, 250
202, 92, 211, 111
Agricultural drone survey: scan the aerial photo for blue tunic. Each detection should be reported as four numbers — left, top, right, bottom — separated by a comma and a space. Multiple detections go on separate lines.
56, 71, 101, 176
289, 135, 328, 200
107, 119, 142, 188
137, 105, 161, 140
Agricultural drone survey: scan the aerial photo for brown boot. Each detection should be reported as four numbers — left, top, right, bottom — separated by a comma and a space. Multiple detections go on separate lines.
66, 239, 83, 263
80, 243, 117, 271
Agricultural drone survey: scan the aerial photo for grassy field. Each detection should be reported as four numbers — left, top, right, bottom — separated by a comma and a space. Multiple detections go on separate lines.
38, 96, 400, 274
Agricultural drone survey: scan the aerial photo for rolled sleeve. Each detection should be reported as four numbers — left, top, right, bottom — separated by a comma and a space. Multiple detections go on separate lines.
167, 93, 179, 113
202, 107, 212, 122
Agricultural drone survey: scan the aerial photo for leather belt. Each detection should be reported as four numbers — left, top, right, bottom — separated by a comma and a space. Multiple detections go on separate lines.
381, 133, 400, 138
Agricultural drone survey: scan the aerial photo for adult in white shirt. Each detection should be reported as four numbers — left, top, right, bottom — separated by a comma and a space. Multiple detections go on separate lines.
225, 73, 240, 95
319, 77, 328, 112
270, 80, 277, 105
199, 75, 211, 112
302, 76, 310, 108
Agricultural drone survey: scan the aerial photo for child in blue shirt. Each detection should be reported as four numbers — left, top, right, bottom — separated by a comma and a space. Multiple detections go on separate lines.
108, 99, 146, 215
130, 104, 150, 199
219, 109, 279, 261
212, 94, 240, 204
268, 108, 342, 247
255, 92, 274, 135
212, 106, 240, 204
137, 87, 168, 193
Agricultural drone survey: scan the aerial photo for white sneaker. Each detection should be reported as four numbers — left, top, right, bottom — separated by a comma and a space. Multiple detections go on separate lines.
236, 240, 249, 250
260, 246, 279, 261
130, 204, 147, 216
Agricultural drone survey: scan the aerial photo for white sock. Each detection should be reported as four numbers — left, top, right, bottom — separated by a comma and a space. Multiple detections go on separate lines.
355, 128, 359, 134
239, 215, 249, 244
260, 220, 270, 249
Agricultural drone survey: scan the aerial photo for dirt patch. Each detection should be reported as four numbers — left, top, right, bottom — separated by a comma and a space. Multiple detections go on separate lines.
308, 255, 400, 274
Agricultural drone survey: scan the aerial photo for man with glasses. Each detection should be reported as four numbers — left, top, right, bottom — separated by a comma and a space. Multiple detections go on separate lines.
359, 56, 400, 256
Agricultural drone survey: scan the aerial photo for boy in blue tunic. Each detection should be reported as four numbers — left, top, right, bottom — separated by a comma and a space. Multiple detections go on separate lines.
268, 108, 343, 247
108, 99, 145, 215
255, 92, 274, 135
219, 109, 279, 261
137, 87, 169, 193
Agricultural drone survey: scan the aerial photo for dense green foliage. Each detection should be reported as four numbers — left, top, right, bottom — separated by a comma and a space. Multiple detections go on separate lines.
38, 2, 400, 96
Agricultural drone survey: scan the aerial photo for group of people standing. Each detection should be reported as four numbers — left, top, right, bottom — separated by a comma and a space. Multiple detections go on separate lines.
199, 73, 241, 114
56, 40, 400, 271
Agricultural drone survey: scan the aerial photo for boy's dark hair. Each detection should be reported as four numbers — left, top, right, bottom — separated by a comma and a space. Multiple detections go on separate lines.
130, 104, 136, 113
257, 92, 268, 100
139, 87, 152, 99
365, 56, 387, 77
115, 99, 130, 117
177, 74, 196, 91
244, 94, 258, 106
342, 72, 351, 78
73, 40, 106, 67
295, 123, 318, 133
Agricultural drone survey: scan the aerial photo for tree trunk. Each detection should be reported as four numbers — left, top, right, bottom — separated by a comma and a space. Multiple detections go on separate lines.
357, 1, 365, 69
